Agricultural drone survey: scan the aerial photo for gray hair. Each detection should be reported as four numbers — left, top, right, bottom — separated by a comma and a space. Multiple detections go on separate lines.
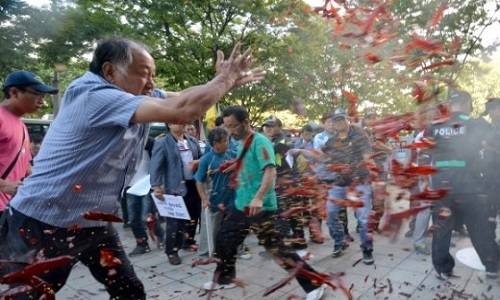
89, 37, 149, 76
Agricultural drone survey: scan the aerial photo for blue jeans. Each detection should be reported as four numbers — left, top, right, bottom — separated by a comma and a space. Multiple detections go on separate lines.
326, 184, 373, 251
127, 194, 164, 245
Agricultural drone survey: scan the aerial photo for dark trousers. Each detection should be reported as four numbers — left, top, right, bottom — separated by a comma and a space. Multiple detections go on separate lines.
214, 209, 321, 293
432, 194, 499, 274
127, 193, 164, 245
183, 180, 201, 246
164, 216, 187, 255
0, 208, 145, 299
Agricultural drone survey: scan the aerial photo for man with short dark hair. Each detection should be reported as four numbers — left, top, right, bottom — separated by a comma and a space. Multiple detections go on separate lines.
0, 38, 264, 299
322, 111, 375, 264
0, 70, 58, 215
203, 106, 326, 300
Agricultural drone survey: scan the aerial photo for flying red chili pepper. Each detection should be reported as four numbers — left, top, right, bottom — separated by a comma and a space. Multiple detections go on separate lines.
82, 211, 123, 223
99, 249, 122, 268
191, 257, 222, 267
331, 199, 365, 208
365, 52, 382, 64
422, 59, 455, 71
410, 188, 448, 201
0, 256, 73, 285
428, 2, 448, 28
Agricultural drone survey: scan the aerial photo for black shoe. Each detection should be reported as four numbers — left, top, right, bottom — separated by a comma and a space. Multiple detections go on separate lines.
362, 250, 374, 265
332, 241, 349, 258
435, 271, 456, 281
168, 253, 182, 265
404, 230, 414, 238
129, 244, 151, 257
485, 269, 498, 279
332, 247, 344, 258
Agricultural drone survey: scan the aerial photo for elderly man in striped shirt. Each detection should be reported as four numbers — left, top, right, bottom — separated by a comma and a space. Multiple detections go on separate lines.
0, 37, 264, 299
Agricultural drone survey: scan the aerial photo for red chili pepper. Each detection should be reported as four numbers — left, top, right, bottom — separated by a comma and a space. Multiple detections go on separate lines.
263, 261, 304, 296
365, 52, 382, 64
0, 256, 73, 285
332, 199, 365, 208
428, 2, 448, 28
279, 207, 308, 219
327, 163, 352, 173
410, 188, 448, 201
360, 5, 387, 36
432, 103, 451, 124
145, 214, 157, 242
73, 184, 83, 192
99, 249, 122, 268
82, 211, 123, 223
388, 205, 431, 221
404, 165, 438, 176
191, 257, 222, 268
403, 138, 436, 150
422, 59, 455, 71
342, 90, 358, 103
405, 36, 444, 54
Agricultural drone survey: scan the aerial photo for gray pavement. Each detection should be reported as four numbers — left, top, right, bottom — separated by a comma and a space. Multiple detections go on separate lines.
52, 216, 500, 300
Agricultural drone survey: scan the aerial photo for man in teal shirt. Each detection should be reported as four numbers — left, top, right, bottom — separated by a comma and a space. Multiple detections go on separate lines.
202, 106, 326, 300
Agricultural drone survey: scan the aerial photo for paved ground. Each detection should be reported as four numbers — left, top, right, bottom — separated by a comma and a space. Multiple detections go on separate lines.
50, 214, 500, 300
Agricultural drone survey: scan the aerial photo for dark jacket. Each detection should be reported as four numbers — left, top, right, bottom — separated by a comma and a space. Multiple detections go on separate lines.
150, 133, 201, 196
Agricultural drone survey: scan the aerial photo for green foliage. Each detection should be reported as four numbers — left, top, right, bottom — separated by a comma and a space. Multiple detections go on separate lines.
0, 0, 498, 124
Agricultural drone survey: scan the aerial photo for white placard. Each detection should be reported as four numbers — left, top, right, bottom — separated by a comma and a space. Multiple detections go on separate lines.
126, 175, 151, 196
455, 247, 486, 271
151, 193, 191, 220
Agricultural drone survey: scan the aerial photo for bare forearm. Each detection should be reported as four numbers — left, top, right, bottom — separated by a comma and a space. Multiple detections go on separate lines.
254, 167, 276, 200
195, 182, 208, 200
132, 75, 234, 124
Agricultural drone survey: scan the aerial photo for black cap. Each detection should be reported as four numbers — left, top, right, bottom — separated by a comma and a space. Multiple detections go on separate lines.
331, 108, 347, 120
3, 70, 58, 94
448, 90, 471, 104
262, 116, 282, 127
485, 97, 500, 113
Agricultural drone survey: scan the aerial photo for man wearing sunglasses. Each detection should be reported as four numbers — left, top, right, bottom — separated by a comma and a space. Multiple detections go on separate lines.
0, 70, 58, 218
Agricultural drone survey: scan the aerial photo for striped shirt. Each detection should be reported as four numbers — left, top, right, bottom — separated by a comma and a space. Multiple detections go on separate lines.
10, 71, 163, 228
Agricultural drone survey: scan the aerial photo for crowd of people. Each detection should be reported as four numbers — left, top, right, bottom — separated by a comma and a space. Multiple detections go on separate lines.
0, 37, 498, 300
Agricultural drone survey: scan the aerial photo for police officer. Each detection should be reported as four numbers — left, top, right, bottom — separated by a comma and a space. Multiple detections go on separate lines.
429, 90, 499, 280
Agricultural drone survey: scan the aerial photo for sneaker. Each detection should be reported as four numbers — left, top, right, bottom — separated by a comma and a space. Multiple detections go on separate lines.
332, 247, 344, 258
167, 253, 182, 265
414, 244, 431, 255
404, 230, 414, 238
202, 281, 237, 290
435, 271, 454, 281
156, 240, 165, 250
128, 244, 151, 257
485, 270, 498, 279
239, 252, 253, 260
362, 250, 374, 265
306, 284, 325, 300
296, 249, 310, 259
